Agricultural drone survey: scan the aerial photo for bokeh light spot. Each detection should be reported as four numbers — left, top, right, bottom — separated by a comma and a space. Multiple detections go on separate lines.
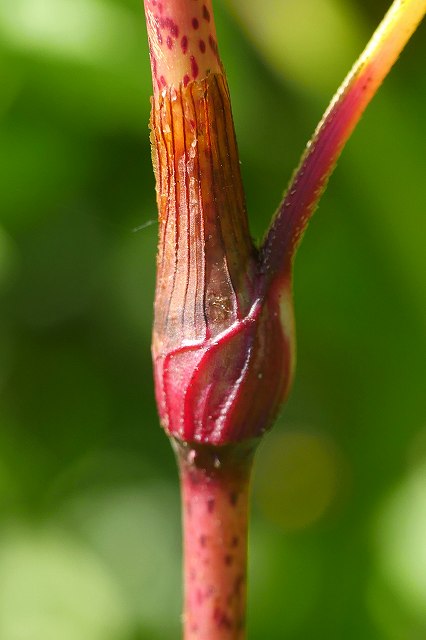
254, 430, 343, 531
227, 0, 363, 98
0, 0, 140, 67
0, 525, 130, 640
373, 461, 426, 624
62, 482, 181, 635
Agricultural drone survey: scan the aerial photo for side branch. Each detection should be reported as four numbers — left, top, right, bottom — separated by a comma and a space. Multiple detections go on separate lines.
260, 0, 426, 289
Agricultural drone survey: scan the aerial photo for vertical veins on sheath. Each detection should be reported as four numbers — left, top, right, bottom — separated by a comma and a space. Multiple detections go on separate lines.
150, 73, 257, 357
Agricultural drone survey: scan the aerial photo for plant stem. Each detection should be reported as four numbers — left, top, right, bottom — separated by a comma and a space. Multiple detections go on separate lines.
261, 0, 426, 289
144, 0, 222, 95
173, 440, 256, 640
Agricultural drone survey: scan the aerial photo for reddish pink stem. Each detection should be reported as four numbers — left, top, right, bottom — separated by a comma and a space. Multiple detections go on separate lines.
174, 441, 255, 640
144, 0, 222, 95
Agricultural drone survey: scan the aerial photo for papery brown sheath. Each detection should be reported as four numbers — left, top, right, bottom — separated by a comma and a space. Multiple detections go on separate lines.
150, 73, 294, 445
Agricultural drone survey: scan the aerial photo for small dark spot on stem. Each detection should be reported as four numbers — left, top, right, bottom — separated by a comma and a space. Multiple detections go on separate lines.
231, 535, 239, 547
160, 16, 178, 38
361, 76, 372, 91
213, 607, 233, 630
229, 491, 238, 506
200, 534, 207, 547
203, 4, 210, 21
192, 17, 199, 29
209, 34, 218, 58
181, 35, 188, 54
207, 497, 215, 513
224, 554, 233, 566
234, 574, 244, 595
199, 39, 206, 53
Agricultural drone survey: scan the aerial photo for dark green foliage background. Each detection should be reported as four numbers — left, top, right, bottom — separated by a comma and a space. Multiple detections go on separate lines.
0, 1, 425, 638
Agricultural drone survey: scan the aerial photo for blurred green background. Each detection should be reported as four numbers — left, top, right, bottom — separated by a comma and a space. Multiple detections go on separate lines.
0, 0, 425, 638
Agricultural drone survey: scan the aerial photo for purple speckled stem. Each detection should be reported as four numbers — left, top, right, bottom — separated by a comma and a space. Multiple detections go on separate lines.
144, 0, 222, 95
174, 440, 256, 640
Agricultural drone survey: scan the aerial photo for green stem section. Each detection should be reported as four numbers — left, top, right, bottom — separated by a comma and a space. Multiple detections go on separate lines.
174, 440, 256, 640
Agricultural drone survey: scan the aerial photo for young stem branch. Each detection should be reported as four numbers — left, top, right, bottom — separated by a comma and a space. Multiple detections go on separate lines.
260, 0, 426, 290
174, 440, 256, 640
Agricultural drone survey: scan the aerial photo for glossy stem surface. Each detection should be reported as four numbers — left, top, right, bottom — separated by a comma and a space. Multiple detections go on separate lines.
174, 440, 256, 640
